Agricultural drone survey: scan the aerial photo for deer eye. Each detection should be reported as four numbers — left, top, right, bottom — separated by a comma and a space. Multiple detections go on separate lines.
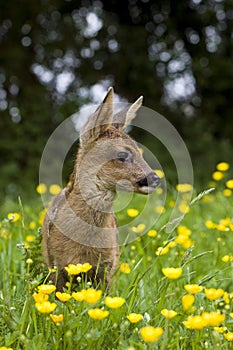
117, 151, 129, 162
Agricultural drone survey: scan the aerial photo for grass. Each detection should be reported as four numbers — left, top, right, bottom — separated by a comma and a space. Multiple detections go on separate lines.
0, 172, 233, 349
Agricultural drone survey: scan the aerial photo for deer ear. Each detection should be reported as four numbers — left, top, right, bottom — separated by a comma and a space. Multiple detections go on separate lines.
80, 87, 114, 146
113, 96, 143, 131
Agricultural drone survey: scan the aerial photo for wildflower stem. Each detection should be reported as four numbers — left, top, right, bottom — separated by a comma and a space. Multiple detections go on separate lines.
16, 296, 31, 350
161, 319, 169, 350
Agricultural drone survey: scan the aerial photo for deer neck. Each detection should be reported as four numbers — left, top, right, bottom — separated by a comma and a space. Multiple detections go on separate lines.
68, 176, 115, 229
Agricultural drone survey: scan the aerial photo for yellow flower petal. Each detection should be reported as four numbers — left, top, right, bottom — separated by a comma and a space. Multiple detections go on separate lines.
120, 262, 131, 274
154, 169, 164, 178
127, 313, 143, 323
140, 326, 163, 343
147, 229, 157, 237
105, 296, 125, 309
176, 184, 193, 193
33, 292, 49, 303
162, 267, 182, 280
201, 312, 225, 327
35, 301, 57, 313
82, 289, 102, 304
226, 179, 233, 189
7, 212, 20, 222
205, 288, 224, 301
36, 183, 47, 194
216, 162, 230, 171
161, 309, 177, 319
183, 315, 206, 330
212, 171, 224, 181
88, 308, 109, 320
127, 208, 139, 217
184, 284, 203, 294
224, 332, 233, 341
55, 292, 71, 302
72, 291, 84, 301
49, 184, 62, 195
182, 294, 195, 311
50, 314, 64, 323
38, 284, 56, 295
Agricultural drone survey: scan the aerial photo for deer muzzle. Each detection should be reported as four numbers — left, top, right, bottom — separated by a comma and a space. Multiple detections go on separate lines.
136, 172, 160, 194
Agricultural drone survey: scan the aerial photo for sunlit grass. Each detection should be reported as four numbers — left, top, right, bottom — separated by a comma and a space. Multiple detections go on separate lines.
0, 164, 233, 349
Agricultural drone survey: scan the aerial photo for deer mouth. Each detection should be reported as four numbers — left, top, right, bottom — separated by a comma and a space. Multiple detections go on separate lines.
136, 172, 160, 194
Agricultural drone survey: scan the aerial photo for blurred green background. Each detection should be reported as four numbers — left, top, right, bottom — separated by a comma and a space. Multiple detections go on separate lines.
1, 0, 233, 204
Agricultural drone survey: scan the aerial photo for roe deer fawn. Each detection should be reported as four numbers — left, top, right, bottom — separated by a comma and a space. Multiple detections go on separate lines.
42, 87, 160, 291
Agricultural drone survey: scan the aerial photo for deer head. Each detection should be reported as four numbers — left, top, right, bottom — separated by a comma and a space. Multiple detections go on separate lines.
74, 87, 160, 208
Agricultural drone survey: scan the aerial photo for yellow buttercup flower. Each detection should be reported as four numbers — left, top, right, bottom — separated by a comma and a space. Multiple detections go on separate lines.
35, 301, 57, 314
81, 262, 92, 273
221, 255, 231, 262
0, 347, 13, 350
214, 326, 227, 333
88, 308, 109, 320
147, 229, 157, 237
216, 162, 230, 171
224, 292, 230, 304
205, 288, 224, 301
169, 200, 175, 207
223, 189, 232, 197
156, 188, 163, 195
72, 291, 84, 301
38, 284, 56, 295
140, 326, 163, 343
161, 309, 177, 319
36, 183, 47, 194
156, 246, 169, 256
65, 263, 92, 275
178, 201, 190, 214
127, 208, 139, 217
49, 184, 62, 195
50, 314, 64, 323
155, 206, 166, 214
82, 289, 102, 304
162, 267, 182, 280
224, 332, 233, 341
38, 208, 46, 225
7, 212, 20, 222
33, 292, 49, 303
120, 262, 131, 274
182, 294, 195, 311
55, 292, 71, 302
29, 221, 36, 229
65, 264, 82, 275
212, 171, 224, 181
26, 235, 35, 242
127, 313, 143, 323
184, 284, 203, 294
131, 223, 146, 233
183, 315, 206, 330
154, 169, 164, 178
226, 179, 233, 189
177, 226, 191, 236
176, 183, 193, 193
201, 312, 225, 327
26, 258, 33, 264
105, 296, 125, 309
205, 220, 215, 229
175, 234, 193, 248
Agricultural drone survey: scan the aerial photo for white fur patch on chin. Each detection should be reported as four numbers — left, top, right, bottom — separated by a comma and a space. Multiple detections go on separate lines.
138, 186, 156, 194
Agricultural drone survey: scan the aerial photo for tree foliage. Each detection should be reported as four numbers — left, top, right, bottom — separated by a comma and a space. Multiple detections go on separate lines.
0, 0, 233, 199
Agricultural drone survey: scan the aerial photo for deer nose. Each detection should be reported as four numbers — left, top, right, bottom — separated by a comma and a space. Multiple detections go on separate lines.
137, 172, 160, 188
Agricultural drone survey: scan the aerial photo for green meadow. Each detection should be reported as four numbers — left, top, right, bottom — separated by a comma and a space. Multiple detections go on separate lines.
0, 163, 233, 350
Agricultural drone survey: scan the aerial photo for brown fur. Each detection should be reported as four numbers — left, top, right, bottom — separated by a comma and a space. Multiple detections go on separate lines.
42, 88, 159, 291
